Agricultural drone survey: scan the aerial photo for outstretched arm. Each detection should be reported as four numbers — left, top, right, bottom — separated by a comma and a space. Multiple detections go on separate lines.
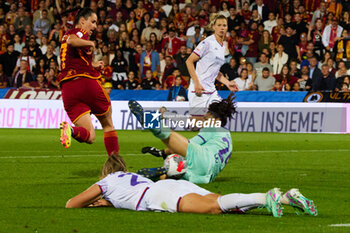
66, 184, 102, 208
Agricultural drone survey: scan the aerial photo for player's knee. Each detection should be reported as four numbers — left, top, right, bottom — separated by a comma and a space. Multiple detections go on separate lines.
87, 131, 95, 144
102, 125, 114, 132
87, 136, 95, 144
207, 201, 222, 214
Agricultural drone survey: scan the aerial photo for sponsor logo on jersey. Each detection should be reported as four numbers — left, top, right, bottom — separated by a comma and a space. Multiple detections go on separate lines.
76, 31, 83, 38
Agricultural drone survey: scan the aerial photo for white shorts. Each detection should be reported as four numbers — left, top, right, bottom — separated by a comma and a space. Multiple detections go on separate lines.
188, 90, 222, 116
140, 179, 212, 213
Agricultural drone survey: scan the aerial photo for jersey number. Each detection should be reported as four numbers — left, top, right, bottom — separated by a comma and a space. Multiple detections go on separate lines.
118, 173, 148, 186
218, 137, 232, 165
61, 43, 67, 69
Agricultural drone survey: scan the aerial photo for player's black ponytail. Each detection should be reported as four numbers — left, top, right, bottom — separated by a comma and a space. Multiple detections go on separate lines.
74, 7, 95, 25
208, 92, 237, 127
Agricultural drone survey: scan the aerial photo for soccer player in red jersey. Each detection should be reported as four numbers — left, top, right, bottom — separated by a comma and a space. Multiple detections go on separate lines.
58, 8, 119, 156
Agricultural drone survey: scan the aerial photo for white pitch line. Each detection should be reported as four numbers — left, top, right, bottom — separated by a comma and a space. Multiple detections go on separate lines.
0, 154, 142, 159
0, 150, 106, 153
235, 149, 350, 154
0, 149, 350, 159
329, 224, 350, 227
1, 149, 349, 155
0, 148, 350, 159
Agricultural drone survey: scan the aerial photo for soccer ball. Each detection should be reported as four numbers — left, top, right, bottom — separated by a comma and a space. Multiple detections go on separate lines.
163, 154, 188, 179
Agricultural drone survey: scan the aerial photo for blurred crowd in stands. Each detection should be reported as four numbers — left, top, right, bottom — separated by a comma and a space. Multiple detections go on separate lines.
0, 0, 350, 101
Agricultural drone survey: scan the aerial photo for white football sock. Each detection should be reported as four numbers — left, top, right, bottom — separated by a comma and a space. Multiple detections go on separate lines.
217, 193, 266, 213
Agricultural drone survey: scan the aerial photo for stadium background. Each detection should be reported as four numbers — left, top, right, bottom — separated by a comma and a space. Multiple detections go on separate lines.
0, 0, 350, 232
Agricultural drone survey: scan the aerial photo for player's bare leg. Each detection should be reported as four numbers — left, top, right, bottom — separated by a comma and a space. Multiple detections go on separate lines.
179, 189, 281, 216
128, 100, 189, 157
60, 113, 95, 148
161, 132, 188, 157
140, 131, 189, 157
72, 113, 96, 144
179, 193, 222, 214
96, 108, 114, 132
164, 148, 174, 154
96, 108, 119, 156
204, 193, 221, 201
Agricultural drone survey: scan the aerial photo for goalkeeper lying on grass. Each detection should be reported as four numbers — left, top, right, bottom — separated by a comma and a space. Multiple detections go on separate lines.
129, 93, 236, 184
66, 154, 318, 218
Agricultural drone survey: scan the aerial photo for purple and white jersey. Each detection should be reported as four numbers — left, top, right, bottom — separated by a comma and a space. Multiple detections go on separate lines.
190, 35, 226, 93
96, 172, 153, 210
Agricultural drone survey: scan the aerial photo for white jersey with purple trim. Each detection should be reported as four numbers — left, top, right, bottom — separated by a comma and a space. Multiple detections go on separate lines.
96, 172, 212, 213
188, 90, 222, 116
96, 172, 153, 210
189, 34, 226, 93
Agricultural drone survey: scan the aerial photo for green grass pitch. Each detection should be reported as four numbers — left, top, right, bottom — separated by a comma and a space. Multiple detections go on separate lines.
0, 129, 349, 233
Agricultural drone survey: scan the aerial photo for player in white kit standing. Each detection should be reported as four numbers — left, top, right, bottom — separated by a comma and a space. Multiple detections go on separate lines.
186, 14, 237, 117
65, 154, 318, 218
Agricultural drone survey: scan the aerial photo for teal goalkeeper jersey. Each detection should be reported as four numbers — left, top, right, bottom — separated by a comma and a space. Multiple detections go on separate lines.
184, 127, 233, 183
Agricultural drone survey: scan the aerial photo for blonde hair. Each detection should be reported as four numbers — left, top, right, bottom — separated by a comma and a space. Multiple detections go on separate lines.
101, 153, 127, 179
206, 13, 227, 31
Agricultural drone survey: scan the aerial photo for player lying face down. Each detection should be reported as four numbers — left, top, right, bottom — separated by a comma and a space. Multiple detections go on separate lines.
65, 154, 318, 218
131, 93, 236, 184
